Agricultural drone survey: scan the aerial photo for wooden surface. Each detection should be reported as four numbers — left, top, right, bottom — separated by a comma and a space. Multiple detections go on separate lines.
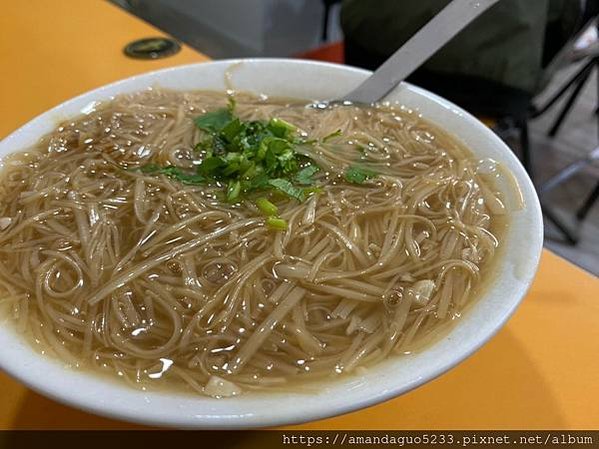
1, 0, 599, 431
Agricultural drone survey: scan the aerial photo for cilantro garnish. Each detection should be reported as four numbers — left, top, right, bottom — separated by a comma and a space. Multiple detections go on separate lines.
140, 164, 205, 185
267, 178, 307, 202
194, 108, 233, 133
344, 165, 378, 184
137, 103, 379, 229
294, 165, 320, 185
137, 104, 327, 228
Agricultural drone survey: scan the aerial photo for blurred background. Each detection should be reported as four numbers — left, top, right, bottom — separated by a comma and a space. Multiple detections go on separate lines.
113, 0, 599, 275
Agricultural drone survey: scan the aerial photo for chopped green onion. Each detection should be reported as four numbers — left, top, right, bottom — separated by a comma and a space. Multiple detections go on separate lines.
268, 117, 297, 138
255, 197, 278, 216
266, 216, 288, 230
226, 180, 241, 202
303, 186, 323, 195
227, 95, 236, 113
143, 108, 331, 215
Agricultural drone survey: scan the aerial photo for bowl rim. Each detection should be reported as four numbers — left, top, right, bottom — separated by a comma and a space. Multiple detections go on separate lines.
0, 58, 544, 429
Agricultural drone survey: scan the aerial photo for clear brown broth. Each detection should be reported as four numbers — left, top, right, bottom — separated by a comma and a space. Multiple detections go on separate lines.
0, 89, 507, 397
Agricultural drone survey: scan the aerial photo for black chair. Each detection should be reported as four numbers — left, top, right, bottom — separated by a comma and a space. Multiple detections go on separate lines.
530, 14, 599, 244
344, 5, 596, 245
321, 0, 342, 41
343, 35, 536, 174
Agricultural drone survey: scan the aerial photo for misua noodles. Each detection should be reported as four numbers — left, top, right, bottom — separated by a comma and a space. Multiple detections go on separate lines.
0, 89, 506, 397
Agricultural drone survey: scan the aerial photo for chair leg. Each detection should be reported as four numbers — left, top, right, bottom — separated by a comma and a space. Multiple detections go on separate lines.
576, 180, 599, 221
539, 158, 592, 194
538, 147, 599, 243
596, 55, 599, 140
540, 147, 599, 195
531, 58, 595, 118
547, 64, 593, 137
321, 2, 331, 41
543, 205, 579, 245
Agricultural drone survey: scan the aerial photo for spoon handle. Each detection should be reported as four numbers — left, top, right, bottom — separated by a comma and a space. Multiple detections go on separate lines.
341, 0, 501, 104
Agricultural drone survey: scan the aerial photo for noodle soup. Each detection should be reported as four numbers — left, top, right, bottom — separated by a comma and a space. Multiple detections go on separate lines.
0, 89, 506, 397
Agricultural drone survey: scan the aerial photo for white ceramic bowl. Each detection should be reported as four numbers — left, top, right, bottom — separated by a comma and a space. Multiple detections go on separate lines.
0, 59, 543, 429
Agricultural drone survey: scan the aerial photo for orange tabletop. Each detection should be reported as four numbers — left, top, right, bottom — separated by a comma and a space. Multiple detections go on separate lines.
1, 0, 599, 431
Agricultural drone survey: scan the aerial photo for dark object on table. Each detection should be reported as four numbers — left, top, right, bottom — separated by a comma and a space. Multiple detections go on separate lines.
124, 37, 181, 59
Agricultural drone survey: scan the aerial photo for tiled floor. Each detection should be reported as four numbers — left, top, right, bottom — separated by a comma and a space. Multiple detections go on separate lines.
529, 62, 599, 276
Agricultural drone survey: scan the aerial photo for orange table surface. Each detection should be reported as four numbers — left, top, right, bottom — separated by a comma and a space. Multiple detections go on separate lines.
1, 0, 599, 431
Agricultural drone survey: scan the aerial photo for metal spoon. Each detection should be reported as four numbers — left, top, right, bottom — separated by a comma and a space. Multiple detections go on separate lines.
318, 0, 501, 107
